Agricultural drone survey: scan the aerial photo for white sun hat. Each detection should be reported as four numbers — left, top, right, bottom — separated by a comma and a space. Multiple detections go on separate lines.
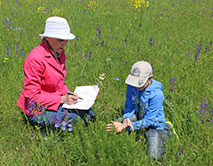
125, 61, 153, 87
39, 16, 75, 40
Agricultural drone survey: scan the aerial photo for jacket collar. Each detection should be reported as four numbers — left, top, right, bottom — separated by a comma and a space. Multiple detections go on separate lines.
40, 39, 66, 76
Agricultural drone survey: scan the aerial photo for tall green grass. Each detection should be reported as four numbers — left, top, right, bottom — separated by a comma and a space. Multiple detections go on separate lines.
0, 0, 212, 165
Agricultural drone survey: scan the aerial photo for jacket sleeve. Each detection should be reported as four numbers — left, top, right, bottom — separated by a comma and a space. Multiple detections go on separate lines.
130, 92, 164, 130
123, 85, 136, 120
23, 56, 61, 111
63, 84, 70, 95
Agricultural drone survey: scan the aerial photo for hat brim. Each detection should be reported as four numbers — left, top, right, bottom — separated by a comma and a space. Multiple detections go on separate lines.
125, 74, 149, 88
39, 33, 75, 40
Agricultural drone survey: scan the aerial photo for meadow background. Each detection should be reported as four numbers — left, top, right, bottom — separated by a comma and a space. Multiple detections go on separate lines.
0, 0, 212, 165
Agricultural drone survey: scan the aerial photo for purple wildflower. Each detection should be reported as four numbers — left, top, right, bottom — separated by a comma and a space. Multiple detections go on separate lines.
198, 100, 212, 124
125, 40, 128, 46
197, 45, 202, 53
125, 61, 128, 64
96, 28, 101, 34
30, 133, 35, 137
97, 34, 102, 41
16, 0, 22, 6
68, 127, 73, 132
186, 50, 192, 56
61, 126, 66, 131
6, 47, 10, 57
20, 51, 25, 57
62, 121, 67, 126
68, 123, 73, 132
210, 109, 213, 116
92, 40, 98, 46
137, 46, 140, 52
55, 123, 60, 128
149, 37, 156, 47
169, 77, 176, 92
100, 40, 104, 46
83, 9, 86, 14
177, 149, 183, 159
88, 51, 92, 58
2, 17, 10, 25
194, 53, 200, 63
16, 45, 19, 54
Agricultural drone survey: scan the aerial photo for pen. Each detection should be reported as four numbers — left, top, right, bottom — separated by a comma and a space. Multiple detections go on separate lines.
67, 92, 84, 100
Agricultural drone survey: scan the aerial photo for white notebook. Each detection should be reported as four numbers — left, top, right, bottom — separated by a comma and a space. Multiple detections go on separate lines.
62, 85, 100, 110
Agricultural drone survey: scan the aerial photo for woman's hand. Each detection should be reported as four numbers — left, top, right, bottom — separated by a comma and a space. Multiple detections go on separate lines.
61, 92, 79, 105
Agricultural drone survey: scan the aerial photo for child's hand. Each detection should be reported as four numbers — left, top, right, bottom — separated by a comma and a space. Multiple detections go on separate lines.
106, 121, 126, 133
123, 118, 134, 131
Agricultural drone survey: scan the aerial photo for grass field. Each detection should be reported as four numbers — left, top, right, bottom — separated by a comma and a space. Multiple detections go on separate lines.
0, 0, 213, 165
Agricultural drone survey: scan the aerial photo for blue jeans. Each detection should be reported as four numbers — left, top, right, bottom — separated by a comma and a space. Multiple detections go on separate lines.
146, 123, 173, 160
27, 105, 95, 127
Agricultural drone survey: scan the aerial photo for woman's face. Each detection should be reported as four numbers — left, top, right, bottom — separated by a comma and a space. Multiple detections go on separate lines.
46, 37, 68, 54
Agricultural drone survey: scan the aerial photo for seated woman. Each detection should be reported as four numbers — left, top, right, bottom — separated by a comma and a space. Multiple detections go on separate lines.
17, 16, 95, 128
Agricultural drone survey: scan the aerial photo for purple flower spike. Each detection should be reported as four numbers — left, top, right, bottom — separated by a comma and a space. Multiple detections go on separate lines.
20, 51, 25, 57
170, 86, 174, 92
149, 37, 156, 47
196, 45, 202, 53
210, 109, 213, 116
6, 47, 10, 57
96, 28, 101, 34
125, 61, 128, 64
100, 40, 104, 46
97, 34, 102, 41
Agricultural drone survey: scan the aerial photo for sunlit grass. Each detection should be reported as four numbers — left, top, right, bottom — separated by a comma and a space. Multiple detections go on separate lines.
0, 0, 212, 165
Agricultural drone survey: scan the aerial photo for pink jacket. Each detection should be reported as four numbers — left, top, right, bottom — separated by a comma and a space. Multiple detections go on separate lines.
17, 40, 70, 115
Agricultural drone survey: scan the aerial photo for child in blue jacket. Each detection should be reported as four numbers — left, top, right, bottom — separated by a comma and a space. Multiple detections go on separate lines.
106, 61, 176, 160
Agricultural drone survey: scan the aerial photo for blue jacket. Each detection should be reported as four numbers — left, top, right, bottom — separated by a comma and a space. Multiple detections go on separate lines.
123, 79, 166, 130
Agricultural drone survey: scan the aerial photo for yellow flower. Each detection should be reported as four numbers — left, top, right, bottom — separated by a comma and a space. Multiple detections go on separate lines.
145, 1, 149, 7
88, 1, 97, 9
0, 1, 2, 6
52, 8, 61, 15
5, 57, 8, 60
37, 6, 46, 15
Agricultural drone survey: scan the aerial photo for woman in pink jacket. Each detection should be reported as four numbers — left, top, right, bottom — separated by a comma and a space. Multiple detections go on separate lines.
17, 16, 95, 129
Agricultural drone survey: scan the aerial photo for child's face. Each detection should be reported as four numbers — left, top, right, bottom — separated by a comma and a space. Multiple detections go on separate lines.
137, 79, 151, 91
